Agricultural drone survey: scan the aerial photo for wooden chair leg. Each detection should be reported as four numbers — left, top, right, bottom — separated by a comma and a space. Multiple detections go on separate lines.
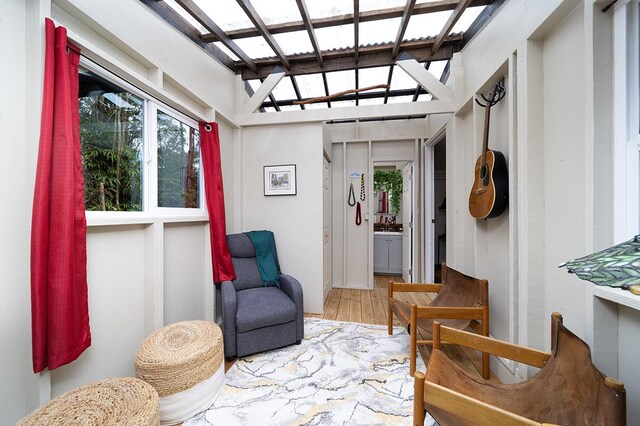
481, 307, 490, 379
410, 304, 417, 377
413, 371, 426, 426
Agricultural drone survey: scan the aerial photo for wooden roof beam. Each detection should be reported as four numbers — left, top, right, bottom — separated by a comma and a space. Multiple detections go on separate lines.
412, 61, 430, 101
173, 0, 256, 72
432, 0, 473, 54
391, 0, 417, 60
296, 0, 323, 67
201, 0, 493, 41
261, 87, 428, 108
241, 72, 285, 114
354, 0, 360, 63
239, 35, 461, 80
235, 0, 291, 70
322, 72, 332, 108
290, 76, 305, 110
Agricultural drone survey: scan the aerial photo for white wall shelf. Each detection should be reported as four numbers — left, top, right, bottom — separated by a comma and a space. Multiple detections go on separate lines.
593, 285, 640, 311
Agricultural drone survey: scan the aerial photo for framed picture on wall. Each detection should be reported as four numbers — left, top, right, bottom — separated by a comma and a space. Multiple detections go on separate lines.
264, 164, 297, 196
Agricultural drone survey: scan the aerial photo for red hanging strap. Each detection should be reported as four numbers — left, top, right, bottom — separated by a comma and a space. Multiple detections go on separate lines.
355, 202, 362, 226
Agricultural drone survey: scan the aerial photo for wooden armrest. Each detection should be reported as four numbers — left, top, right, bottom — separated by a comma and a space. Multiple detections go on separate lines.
389, 282, 443, 293
423, 381, 557, 426
415, 306, 485, 320
435, 324, 551, 368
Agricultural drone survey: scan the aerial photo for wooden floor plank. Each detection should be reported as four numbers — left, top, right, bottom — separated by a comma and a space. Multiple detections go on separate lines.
360, 291, 375, 324
335, 288, 351, 322
370, 286, 387, 325
349, 289, 362, 323
323, 288, 341, 321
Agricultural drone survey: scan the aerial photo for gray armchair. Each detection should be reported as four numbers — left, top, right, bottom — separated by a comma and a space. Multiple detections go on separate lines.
221, 233, 304, 360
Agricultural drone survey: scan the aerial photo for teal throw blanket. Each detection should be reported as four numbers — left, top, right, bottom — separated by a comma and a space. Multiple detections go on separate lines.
245, 230, 281, 287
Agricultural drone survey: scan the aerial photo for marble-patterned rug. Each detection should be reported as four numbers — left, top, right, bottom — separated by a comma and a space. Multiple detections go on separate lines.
184, 318, 435, 426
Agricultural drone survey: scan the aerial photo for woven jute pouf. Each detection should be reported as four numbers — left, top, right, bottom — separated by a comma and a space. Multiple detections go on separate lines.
17, 377, 159, 426
135, 320, 224, 425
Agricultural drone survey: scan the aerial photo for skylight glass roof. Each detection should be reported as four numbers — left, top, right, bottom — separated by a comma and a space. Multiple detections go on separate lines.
193, 0, 253, 31
404, 11, 452, 39
150, 0, 495, 112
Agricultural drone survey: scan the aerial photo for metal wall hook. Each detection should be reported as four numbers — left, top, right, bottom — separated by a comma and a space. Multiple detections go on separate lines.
475, 79, 506, 108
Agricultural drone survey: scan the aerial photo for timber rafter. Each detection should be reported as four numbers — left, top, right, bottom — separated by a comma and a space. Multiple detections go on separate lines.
238, 35, 462, 80
200, 0, 493, 42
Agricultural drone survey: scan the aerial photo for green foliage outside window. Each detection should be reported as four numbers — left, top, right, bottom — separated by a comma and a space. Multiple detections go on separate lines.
79, 86, 143, 212
157, 111, 200, 208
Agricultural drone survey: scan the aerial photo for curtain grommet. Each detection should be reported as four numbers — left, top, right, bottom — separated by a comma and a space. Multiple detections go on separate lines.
204, 124, 212, 132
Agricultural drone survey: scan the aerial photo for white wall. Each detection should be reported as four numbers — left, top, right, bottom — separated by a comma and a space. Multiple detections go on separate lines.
240, 124, 325, 314
1, 0, 239, 422
445, 1, 638, 401
0, 0, 44, 422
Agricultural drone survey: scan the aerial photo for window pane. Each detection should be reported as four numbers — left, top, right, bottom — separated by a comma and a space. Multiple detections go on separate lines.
157, 111, 200, 208
79, 68, 143, 211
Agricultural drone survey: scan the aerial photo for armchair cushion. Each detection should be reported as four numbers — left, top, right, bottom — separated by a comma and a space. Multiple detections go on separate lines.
236, 287, 296, 333
230, 257, 262, 291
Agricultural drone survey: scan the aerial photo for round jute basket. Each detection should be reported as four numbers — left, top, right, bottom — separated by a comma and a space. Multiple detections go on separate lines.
135, 320, 223, 398
16, 377, 160, 426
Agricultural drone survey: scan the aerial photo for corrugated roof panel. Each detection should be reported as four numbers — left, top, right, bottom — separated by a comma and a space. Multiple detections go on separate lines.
234, 36, 277, 59
295, 73, 326, 99
273, 30, 313, 55
250, 0, 302, 25
326, 70, 355, 94
359, 18, 401, 46
193, 0, 253, 31
306, 0, 353, 19
451, 6, 486, 33
315, 24, 355, 51
404, 10, 452, 39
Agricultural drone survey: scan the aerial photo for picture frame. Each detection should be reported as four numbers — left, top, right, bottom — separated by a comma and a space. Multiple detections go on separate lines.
264, 164, 297, 196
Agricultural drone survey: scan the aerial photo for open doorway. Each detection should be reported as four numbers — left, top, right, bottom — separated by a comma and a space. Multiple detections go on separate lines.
372, 161, 414, 284
433, 138, 446, 282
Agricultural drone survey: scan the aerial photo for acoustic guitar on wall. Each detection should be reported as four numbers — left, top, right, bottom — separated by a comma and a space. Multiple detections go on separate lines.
468, 79, 508, 219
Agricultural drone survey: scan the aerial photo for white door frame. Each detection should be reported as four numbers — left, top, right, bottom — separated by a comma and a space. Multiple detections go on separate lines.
422, 127, 446, 283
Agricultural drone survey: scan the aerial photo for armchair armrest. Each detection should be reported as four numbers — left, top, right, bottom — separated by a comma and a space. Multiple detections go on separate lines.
414, 374, 557, 426
433, 322, 551, 368
279, 274, 304, 341
221, 280, 237, 359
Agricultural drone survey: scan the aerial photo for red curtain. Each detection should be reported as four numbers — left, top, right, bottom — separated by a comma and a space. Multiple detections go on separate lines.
30, 18, 91, 373
200, 122, 236, 283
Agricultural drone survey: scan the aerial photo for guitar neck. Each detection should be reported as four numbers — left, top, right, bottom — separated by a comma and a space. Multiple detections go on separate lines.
481, 104, 492, 166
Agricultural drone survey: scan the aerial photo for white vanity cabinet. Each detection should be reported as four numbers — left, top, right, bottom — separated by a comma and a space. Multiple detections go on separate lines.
373, 232, 403, 275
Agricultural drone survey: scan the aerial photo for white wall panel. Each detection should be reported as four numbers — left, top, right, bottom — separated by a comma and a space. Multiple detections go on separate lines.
241, 124, 325, 313
50, 226, 146, 397
163, 223, 210, 324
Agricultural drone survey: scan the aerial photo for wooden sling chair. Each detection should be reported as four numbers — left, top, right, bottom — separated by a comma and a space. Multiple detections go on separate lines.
387, 263, 489, 378
414, 312, 626, 426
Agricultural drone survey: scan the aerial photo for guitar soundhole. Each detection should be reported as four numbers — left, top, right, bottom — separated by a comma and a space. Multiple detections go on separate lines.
480, 165, 487, 181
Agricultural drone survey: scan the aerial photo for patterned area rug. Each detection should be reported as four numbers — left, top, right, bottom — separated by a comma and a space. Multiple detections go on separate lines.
184, 318, 435, 426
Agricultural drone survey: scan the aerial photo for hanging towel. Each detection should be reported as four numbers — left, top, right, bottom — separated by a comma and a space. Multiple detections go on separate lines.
245, 231, 281, 287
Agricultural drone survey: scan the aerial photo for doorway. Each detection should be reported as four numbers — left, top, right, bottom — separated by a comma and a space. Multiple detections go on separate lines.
422, 132, 446, 283
372, 161, 414, 284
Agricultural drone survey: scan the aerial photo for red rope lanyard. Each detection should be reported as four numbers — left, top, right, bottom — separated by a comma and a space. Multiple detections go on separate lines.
355, 202, 362, 225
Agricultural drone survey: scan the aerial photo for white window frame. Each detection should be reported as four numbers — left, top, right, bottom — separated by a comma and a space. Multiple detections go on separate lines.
613, 0, 640, 241
80, 58, 206, 223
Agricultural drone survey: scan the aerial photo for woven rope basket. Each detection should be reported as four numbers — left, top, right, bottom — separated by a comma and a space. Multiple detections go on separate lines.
135, 320, 223, 398
16, 377, 160, 426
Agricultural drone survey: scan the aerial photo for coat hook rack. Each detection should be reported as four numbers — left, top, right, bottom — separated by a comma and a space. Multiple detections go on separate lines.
475, 78, 506, 108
